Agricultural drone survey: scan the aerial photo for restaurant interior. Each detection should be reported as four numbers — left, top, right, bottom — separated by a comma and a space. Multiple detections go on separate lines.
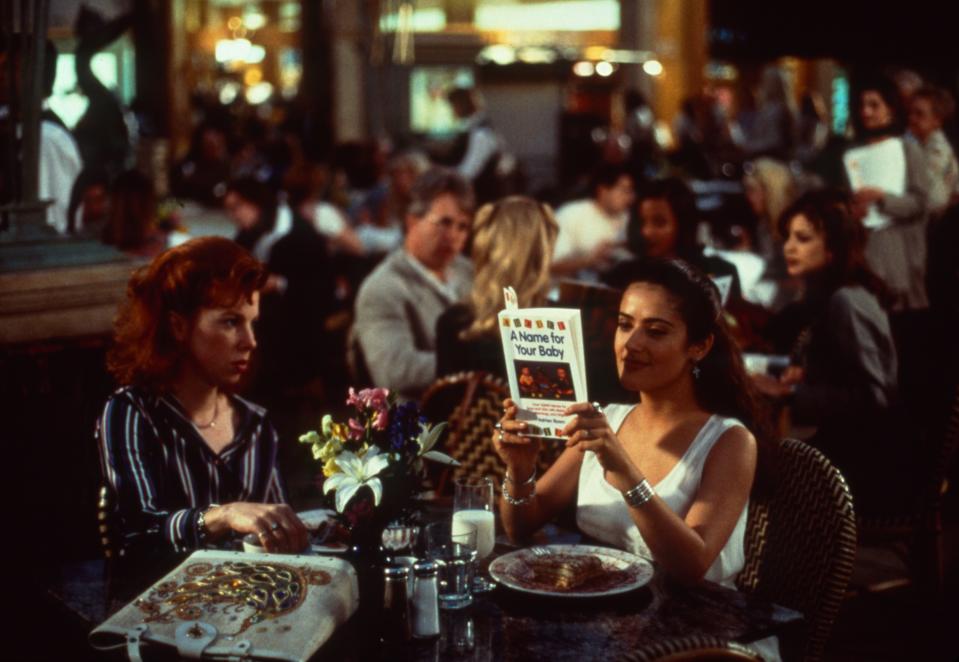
3, 0, 958, 659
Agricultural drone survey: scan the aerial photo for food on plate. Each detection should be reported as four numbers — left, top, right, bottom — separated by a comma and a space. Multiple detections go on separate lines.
527, 554, 606, 590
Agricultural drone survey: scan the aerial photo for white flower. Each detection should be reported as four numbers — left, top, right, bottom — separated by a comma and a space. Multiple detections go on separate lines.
415, 422, 459, 466
322, 447, 391, 512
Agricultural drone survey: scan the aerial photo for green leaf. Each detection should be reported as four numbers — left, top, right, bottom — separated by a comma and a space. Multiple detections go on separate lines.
421, 450, 460, 466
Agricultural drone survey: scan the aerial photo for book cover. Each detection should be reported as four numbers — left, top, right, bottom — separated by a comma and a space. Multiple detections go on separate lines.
843, 136, 906, 230
498, 287, 588, 438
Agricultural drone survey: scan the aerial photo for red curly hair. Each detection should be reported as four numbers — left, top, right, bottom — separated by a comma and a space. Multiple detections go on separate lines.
107, 236, 268, 390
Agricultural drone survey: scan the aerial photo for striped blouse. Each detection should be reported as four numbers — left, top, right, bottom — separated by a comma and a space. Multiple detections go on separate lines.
96, 386, 288, 554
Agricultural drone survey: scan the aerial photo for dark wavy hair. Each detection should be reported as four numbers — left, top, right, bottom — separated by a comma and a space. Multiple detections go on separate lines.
851, 71, 906, 140
615, 259, 776, 492
777, 189, 889, 307
107, 237, 267, 390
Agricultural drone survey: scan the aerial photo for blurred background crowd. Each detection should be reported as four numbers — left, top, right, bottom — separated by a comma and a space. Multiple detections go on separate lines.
3, 5, 959, 653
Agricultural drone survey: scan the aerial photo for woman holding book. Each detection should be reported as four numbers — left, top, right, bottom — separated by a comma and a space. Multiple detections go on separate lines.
494, 258, 770, 588
98, 237, 308, 566
435, 195, 558, 378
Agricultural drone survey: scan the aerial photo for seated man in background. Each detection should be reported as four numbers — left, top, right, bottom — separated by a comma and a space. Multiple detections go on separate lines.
551, 162, 636, 282
351, 168, 474, 401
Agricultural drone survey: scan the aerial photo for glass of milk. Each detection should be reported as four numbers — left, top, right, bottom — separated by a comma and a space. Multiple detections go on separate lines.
452, 476, 496, 593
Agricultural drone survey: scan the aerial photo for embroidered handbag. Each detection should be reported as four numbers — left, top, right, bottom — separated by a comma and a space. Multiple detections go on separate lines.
89, 549, 358, 661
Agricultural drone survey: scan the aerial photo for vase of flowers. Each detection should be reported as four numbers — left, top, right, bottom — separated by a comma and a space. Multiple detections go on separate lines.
299, 387, 457, 561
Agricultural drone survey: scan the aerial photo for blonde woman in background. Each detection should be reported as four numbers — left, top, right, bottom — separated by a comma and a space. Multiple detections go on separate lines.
435, 196, 558, 378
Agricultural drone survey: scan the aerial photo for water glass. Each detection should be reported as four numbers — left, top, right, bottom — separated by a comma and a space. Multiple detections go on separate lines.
425, 521, 477, 609
453, 476, 496, 592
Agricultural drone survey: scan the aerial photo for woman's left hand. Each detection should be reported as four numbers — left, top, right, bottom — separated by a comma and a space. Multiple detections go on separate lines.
561, 402, 643, 493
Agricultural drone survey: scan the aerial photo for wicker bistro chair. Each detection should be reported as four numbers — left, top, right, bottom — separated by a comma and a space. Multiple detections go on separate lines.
622, 635, 765, 662
736, 438, 857, 662
856, 383, 959, 596
419, 371, 565, 495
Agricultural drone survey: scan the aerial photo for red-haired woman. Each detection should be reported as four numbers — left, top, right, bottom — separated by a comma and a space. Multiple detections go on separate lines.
98, 237, 308, 562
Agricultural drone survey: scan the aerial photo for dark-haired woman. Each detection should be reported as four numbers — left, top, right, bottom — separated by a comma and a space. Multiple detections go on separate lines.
604, 178, 768, 350
99, 237, 309, 565
605, 178, 740, 290
753, 191, 906, 515
846, 72, 930, 313
224, 177, 334, 396
495, 259, 770, 589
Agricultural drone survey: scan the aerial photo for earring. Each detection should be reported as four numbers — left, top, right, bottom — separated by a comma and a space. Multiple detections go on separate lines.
692, 363, 701, 380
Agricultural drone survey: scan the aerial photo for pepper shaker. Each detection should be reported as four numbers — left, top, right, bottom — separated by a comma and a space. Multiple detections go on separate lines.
382, 565, 411, 643
411, 560, 441, 639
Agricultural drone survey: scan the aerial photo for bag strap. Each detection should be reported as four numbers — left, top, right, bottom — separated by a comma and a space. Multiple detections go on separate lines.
126, 624, 149, 662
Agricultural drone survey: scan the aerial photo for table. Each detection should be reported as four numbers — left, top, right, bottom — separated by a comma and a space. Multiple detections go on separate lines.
53, 541, 801, 661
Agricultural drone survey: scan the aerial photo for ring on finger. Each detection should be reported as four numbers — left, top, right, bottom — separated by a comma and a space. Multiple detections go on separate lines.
591, 402, 603, 415
270, 521, 280, 531
498, 429, 505, 442
494, 422, 503, 431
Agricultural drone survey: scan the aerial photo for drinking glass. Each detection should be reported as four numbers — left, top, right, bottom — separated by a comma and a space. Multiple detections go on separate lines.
425, 521, 477, 609
452, 476, 496, 593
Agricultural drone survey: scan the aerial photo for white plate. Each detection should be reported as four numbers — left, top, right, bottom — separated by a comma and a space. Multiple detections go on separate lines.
488, 544, 653, 598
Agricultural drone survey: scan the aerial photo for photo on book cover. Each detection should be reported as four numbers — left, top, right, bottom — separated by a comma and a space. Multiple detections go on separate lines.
514, 360, 576, 401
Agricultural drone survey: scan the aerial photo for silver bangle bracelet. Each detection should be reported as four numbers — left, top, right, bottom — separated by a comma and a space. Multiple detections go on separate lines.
502, 477, 536, 506
623, 479, 654, 508
504, 467, 536, 486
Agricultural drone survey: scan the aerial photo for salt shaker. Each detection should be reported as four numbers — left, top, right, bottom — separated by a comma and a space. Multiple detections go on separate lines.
411, 560, 441, 639
382, 565, 411, 642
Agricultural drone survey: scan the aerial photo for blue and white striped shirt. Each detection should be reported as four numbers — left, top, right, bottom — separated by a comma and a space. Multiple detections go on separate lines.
97, 386, 288, 554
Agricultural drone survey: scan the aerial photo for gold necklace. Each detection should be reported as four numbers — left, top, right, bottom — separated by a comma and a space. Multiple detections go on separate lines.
196, 397, 220, 430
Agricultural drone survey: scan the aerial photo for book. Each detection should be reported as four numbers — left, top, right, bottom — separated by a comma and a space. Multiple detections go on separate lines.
843, 136, 907, 230
498, 286, 588, 438
89, 549, 358, 662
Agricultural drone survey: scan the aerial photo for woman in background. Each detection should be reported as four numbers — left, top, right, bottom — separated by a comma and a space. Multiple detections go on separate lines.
606, 178, 740, 291
435, 196, 558, 378
753, 191, 906, 515
906, 85, 959, 217
99, 237, 308, 566
223, 177, 334, 397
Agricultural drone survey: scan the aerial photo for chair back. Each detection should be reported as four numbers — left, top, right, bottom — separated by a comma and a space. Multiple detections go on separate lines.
346, 328, 375, 389
736, 438, 857, 662
856, 382, 959, 594
97, 485, 124, 560
419, 371, 564, 493
623, 634, 764, 662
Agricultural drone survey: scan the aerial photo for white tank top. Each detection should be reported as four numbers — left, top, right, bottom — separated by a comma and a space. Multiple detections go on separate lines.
576, 403, 749, 588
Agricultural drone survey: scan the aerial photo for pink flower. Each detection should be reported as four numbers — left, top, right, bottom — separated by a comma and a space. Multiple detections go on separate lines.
346, 387, 390, 409
372, 408, 388, 431
347, 417, 366, 440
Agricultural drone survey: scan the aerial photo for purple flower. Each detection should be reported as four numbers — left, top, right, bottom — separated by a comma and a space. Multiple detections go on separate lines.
388, 402, 426, 452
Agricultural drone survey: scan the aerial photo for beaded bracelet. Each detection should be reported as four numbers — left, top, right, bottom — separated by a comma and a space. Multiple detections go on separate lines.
502, 476, 536, 506
504, 467, 536, 486
623, 479, 655, 508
